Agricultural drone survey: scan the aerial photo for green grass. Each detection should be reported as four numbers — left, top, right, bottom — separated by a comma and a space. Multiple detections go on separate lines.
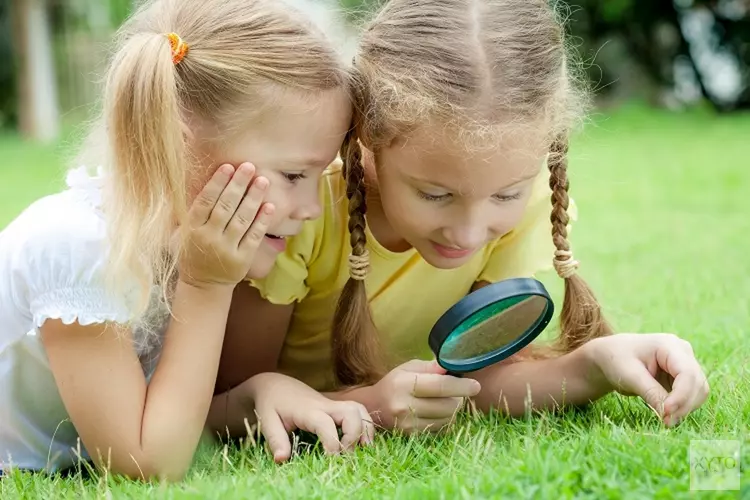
2, 104, 749, 498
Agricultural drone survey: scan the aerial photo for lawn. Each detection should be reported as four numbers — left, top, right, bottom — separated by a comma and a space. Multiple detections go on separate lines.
1, 104, 749, 498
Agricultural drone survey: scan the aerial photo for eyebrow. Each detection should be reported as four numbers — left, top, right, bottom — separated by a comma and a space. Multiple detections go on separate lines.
406, 170, 539, 192
278, 157, 335, 169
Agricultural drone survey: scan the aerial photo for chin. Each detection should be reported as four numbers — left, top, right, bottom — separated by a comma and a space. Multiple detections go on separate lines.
243, 255, 277, 281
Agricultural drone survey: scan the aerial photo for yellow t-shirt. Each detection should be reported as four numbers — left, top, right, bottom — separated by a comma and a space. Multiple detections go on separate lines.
249, 161, 572, 391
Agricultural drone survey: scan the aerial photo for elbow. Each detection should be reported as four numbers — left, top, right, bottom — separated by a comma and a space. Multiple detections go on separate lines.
107, 462, 190, 483
95, 452, 192, 483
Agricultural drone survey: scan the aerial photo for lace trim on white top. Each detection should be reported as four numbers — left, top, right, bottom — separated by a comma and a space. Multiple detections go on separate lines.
31, 287, 133, 329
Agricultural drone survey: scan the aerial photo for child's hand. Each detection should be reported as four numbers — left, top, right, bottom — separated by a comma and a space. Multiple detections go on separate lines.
179, 163, 274, 288
586, 333, 710, 426
248, 373, 374, 463
366, 360, 481, 433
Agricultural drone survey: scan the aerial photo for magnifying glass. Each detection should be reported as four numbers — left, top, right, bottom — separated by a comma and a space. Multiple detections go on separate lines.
428, 278, 554, 374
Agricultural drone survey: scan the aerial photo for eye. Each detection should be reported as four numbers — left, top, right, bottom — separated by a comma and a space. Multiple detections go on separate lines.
417, 190, 451, 202
281, 172, 307, 184
493, 192, 522, 202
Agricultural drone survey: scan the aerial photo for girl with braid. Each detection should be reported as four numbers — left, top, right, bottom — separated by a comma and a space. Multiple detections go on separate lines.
215, 0, 709, 434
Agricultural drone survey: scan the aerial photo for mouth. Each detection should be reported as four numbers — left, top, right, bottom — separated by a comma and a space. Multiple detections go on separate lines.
263, 233, 290, 252
430, 241, 476, 259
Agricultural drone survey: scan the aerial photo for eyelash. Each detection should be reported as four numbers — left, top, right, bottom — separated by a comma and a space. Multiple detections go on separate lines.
417, 191, 450, 202
417, 191, 522, 202
282, 172, 307, 184
493, 193, 522, 202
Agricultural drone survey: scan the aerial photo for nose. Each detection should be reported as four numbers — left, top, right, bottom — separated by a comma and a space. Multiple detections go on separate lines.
290, 188, 322, 221
442, 222, 487, 250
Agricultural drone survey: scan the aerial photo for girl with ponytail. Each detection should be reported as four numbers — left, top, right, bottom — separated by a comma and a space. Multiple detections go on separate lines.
0, 0, 373, 481
218, 0, 709, 434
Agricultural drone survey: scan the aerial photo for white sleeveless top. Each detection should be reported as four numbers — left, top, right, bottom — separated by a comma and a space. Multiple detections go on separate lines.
0, 168, 168, 473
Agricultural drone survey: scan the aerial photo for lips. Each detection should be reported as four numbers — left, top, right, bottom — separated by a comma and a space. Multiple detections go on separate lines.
431, 241, 475, 259
264, 233, 287, 251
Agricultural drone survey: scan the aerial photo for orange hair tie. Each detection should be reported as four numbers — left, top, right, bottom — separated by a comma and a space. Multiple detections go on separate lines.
166, 32, 189, 65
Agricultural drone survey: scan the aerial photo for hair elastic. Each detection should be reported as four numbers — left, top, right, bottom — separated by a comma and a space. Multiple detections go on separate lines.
553, 249, 579, 279
348, 250, 370, 281
166, 32, 189, 65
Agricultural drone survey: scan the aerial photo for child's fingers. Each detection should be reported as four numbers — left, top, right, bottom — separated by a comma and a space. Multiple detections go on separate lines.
239, 204, 275, 254
298, 410, 341, 456
257, 409, 292, 463
358, 404, 375, 445
656, 343, 707, 423
189, 164, 234, 226
225, 176, 268, 245
663, 371, 709, 426
329, 403, 369, 451
622, 364, 670, 416
410, 373, 481, 399
207, 162, 255, 231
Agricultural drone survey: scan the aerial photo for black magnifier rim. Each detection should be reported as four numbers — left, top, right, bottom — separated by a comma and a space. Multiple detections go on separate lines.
428, 277, 554, 373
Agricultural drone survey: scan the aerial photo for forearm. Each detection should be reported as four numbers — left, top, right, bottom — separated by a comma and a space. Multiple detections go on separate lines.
472, 342, 611, 415
139, 280, 234, 478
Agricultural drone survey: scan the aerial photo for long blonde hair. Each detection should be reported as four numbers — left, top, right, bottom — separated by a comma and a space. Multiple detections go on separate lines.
82, 0, 348, 320
332, 0, 613, 387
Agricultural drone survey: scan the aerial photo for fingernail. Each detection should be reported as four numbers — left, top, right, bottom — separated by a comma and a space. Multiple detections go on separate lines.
255, 177, 269, 189
264, 204, 275, 215
219, 164, 233, 175
240, 163, 254, 173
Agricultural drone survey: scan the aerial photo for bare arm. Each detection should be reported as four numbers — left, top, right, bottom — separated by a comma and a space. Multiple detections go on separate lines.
214, 283, 293, 394
42, 281, 234, 481
42, 163, 277, 481
471, 342, 609, 414
467, 281, 709, 423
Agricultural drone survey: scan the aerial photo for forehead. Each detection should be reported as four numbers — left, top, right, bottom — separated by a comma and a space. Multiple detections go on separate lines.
205, 86, 352, 168
379, 123, 549, 193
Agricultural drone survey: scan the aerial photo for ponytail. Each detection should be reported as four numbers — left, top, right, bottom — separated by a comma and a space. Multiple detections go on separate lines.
548, 135, 613, 352
330, 126, 387, 387
104, 30, 189, 313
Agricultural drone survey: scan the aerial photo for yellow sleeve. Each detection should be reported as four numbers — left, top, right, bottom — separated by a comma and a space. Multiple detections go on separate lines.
247, 215, 320, 305
478, 168, 578, 283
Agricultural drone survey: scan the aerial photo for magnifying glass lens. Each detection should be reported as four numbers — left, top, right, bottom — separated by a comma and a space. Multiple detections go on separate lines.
439, 295, 548, 364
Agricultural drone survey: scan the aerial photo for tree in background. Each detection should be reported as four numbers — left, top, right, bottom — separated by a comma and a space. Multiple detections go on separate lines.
567, 0, 749, 111
0, 2, 17, 129
11, 0, 60, 142
5, 0, 132, 142
3, 0, 749, 142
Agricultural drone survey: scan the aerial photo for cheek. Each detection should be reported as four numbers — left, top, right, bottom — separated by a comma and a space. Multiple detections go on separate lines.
262, 184, 288, 212
186, 164, 223, 206
389, 202, 441, 241
492, 200, 533, 235
378, 182, 432, 230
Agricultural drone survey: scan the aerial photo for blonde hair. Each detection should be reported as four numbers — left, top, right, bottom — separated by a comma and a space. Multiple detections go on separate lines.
78, 0, 349, 322
332, 0, 613, 387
